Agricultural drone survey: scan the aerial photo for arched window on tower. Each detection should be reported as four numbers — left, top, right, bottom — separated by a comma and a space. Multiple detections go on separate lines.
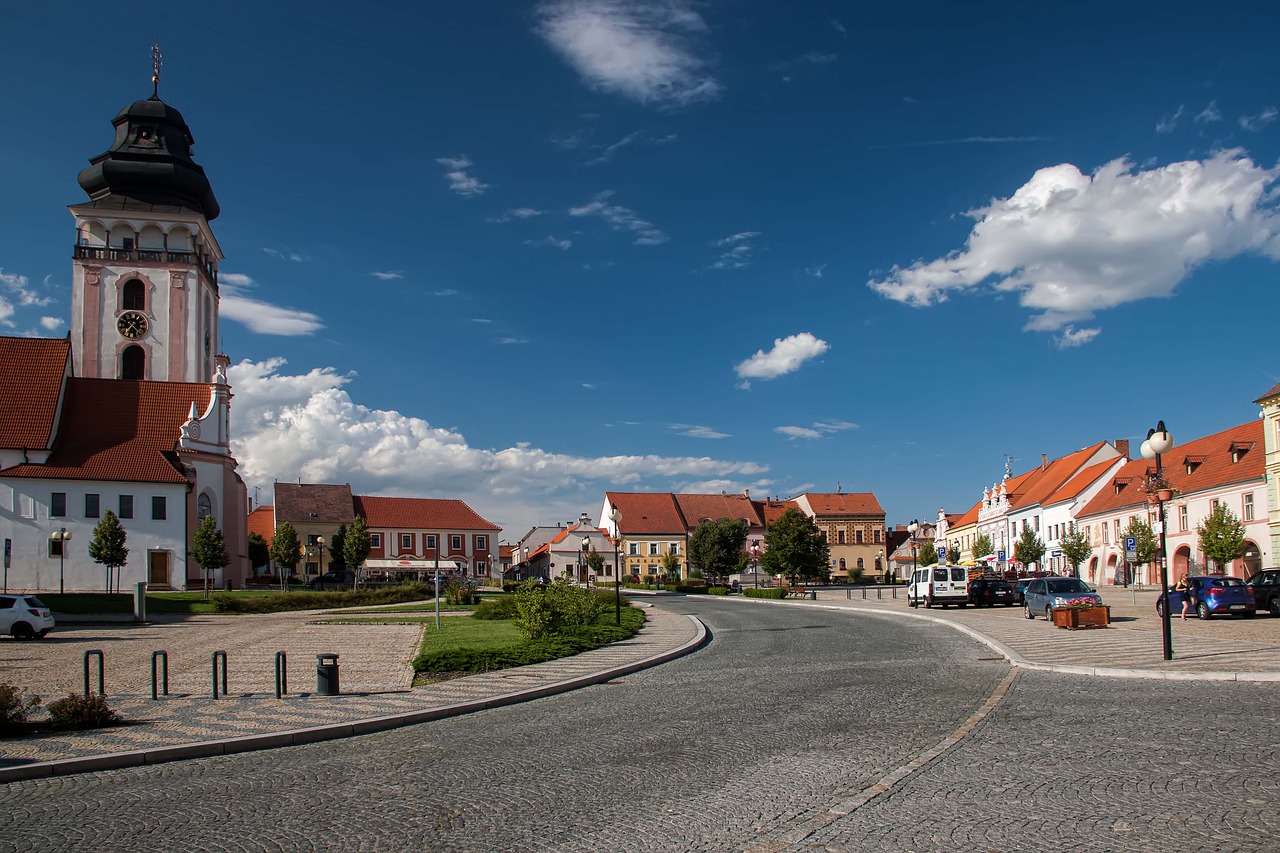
122, 279, 145, 310
197, 492, 213, 521
121, 345, 145, 380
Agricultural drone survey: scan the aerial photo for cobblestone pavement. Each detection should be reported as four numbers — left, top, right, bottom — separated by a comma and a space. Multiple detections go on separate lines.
2, 597, 1277, 852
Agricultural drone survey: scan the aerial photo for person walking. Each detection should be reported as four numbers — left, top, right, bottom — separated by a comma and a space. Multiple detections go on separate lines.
1175, 573, 1193, 620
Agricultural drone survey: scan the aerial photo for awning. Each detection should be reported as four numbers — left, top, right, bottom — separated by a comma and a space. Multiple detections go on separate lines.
365, 559, 454, 570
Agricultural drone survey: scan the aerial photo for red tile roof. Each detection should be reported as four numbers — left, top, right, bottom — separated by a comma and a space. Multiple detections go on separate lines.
757, 498, 798, 526
1078, 420, 1264, 517
1045, 458, 1117, 505
800, 492, 885, 515
353, 495, 500, 531
247, 505, 276, 544
1, 378, 210, 483
1254, 381, 1280, 404
674, 493, 764, 527
0, 337, 70, 450
1016, 443, 1109, 507
605, 492, 687, 535
952, 500, 982, 528
274, 483, 354, 524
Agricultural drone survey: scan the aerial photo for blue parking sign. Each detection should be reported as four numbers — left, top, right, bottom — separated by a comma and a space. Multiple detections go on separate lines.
997, 549, 1006, 562
937, 546, 947, 560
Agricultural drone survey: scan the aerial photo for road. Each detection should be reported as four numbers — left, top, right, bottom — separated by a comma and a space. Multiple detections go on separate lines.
2, 598, 1277, 852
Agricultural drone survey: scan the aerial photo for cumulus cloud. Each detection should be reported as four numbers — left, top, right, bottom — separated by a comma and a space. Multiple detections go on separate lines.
534, 0, 722, 108
775, 426, 822, 440
226, 358, 767, 535
219, 273, 325, 336
435, 156, 490, 197
39, 316, 63, 331
868, 150, 1280, 336
735, 332, 830, 386
569, 191, 667, 244
670, 423, 731, 439
433, 289, 460, 297
775, 420, 857, 440
0, 270, 54, 325
711, 232, 761, 269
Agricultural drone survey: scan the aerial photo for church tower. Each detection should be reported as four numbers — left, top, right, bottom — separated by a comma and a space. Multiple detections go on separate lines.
69, 52, 222, 384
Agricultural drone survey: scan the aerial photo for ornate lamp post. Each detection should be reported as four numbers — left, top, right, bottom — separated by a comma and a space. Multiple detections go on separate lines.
1141, 420, 1175, 661
609, 504, 623, 625
581, 536, 591, 588
907, 519, 920, 578
750, 542, 762, 588
51, 528, 72, 594
877, 550, 885, 583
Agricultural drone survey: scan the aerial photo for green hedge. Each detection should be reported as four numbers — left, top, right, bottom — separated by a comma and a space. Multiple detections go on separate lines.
707, 586, 729, 595
211, 583, 437, 614
744, 587, 787, 599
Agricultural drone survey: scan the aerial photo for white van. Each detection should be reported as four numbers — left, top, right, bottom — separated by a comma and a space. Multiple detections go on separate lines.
907, 565, 969, 608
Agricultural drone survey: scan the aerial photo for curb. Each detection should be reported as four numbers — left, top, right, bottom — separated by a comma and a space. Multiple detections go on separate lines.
0, 615, 708, 785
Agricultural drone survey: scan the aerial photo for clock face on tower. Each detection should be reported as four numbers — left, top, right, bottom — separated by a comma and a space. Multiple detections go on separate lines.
117, 311, 149, 340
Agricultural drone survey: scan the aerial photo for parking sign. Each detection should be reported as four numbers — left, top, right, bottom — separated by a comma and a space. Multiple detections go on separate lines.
938, 546, 947, 561
997, 549, 1006, 562
1125, 535, 1137, 561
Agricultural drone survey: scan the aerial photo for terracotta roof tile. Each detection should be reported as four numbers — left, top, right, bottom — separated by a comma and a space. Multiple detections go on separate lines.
1046, 458, 1117, 505
247, 506, 276, 543
605, 492, 687, 535
1015, 443, 1108, 507
674, 493, 764, 527
757, 498, 798, 526
1254, 381, 1280, 404
1, 378, 210, 483
352, 495, 500, 531
274, 483, 354, 524
953, 500, 982, 527
798, 492, 885, 515
0, 337, 70, 450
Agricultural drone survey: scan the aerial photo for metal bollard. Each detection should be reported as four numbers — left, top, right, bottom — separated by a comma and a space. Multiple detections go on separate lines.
151, 650, 169, 699
316, 653, 340, 696
211, 650, 228, 699
275, 651, 288, 699
83, 649, 105, 695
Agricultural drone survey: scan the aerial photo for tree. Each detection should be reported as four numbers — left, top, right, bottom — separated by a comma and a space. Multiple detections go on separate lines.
343, 516, 372, 586
1121, 518, 1160, 584
1058, 523, 1092, 578
972, 534, 994, 561
918, 540, 937, 567
1013, 525, 1046, 570
760, 508, 830, 584
688, 518, 748, 585
586, 546, 605, 578
660, 551, 682, 581
87, 510, 128, 593
247, 532, 270, 577
191, 515, 229, 600
269, 522, 303, 583
1197, 503, 1246, 574
329, 524, 348, 572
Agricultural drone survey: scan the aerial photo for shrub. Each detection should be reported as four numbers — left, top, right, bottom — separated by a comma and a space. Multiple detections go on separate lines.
0, 683, 39, 735
744, 587, 787, 599
444, 578, 480, 606
707, 586, 728, 595
414, 607, 646, 672
473, 595, 519, 620
211, 583, 437, 614
848, 568, 864, 584
45, 693, 121, 730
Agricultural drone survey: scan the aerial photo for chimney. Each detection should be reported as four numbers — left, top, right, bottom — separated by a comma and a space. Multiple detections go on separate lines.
1041, 453, 1048, 470
1115, 438, 1130, 459
743, 488, 750, 498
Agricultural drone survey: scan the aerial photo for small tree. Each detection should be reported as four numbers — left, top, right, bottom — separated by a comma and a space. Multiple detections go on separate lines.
586, 547, 605, 580
343, 516, 372, 587
660, 551, 681, 581
1058, 523, 1092, 579
1121, 518, 1160, 585
688, 518, 748, 585
191, 515, 230, 599
972, 534, 994, 561
760, 508, 830, 584
269, 522, 303, 585
1197, 503, 1246, 574
247, 532, 270, 577
329, 524, 348, 572
1013, 525, 1046, 570
88, 510, 129, 593
918, 540, 937, 567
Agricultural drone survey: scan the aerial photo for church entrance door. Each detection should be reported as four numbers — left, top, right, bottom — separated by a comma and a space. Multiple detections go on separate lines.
148, 551, 169, 586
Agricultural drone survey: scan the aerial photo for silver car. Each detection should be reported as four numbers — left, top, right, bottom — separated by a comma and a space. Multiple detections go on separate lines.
1022, 577, 1102, 620
0, 594, 55, 639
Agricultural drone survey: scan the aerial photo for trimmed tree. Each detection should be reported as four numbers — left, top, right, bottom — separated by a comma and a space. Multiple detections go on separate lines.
343, 516, 372, 588
88, 509, 129, 593
660, 551, 682, 581
918, 540, 937, 567
191, 515, 229, 599
329, 524, 348, 572
972, 534, 994, 561
688, 518, 748, 586
269, 522, 303, 585
1013, 525, 1046, 570
247, 532, 270, 577
1197, 503, 1246, 574
1121, 518, 1160, 585
1058, 523, 1092, 579
760, 508, 830, 584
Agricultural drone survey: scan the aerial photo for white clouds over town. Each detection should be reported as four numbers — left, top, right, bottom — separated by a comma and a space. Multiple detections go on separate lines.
569, 190, 667, 245
435, 156, 490, 197
219, 273, 325, 336
735, 332, 830, 387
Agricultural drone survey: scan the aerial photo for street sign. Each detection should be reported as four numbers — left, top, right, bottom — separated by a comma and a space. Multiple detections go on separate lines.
1124, 536, 1136, 550
937, 546, 947, 561
997, 549, 1006, 562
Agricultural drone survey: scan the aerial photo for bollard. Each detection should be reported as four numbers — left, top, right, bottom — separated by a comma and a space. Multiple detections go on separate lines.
808, 589, 817, 600
316, 653, 340, 696
83, 649, 105, 695
275, 651, 288, 699
211, 650, 228, 699
861, 588, 867, 599
151, 650, 169, 699
134, 581, 147, 623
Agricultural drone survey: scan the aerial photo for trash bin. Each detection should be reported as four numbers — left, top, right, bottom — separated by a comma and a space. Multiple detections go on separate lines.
224, 580, 233, 591
316, 653, 340, 695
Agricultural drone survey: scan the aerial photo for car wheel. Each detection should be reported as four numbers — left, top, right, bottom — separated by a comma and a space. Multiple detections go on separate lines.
1197, 602, 1211, 620
11, 622, 34, 640
925, 597, 933, 609
1045, 606, 1054, 621
1024, 605, 1034, 620
1156, 600, 1165, 618
1270, 598, 1280, 618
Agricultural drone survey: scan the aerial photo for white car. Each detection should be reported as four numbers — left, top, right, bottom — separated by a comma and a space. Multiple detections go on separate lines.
0, 594, 55, 639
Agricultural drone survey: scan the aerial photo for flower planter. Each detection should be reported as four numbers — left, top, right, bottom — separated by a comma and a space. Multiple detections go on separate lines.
1051, 606, 1110, 629
1157, 488, 1174, 501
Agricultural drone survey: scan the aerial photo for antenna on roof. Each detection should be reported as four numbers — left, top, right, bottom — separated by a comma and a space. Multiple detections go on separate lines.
1003, 454, 1015, 480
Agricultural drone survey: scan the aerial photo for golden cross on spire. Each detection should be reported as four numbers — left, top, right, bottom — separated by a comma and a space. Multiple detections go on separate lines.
151, 40, 163, 98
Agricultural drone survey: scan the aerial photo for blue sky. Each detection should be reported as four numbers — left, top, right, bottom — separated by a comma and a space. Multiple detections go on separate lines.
3, 0, 1279, 542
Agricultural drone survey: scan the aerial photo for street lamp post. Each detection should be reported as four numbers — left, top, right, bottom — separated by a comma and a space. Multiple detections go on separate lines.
582, 536, 591, 589
51, 528, 72, 594
907, 519, 920, 578
434, 535, 441, 631
1142, 420, 1176, 661
877, 550, 885, 584
609, 504, 623, 625
750, 542, 761, 588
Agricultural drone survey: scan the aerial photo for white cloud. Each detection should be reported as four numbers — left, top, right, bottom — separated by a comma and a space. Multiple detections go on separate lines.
39, 316, 63, 331
569, 191, 667, 244
775, 420, 857, 441
735, 332, 830, 386
711, 231, 761, 269
219, 273, 325, 336
776, 426, 822, 440
370, 271, 403, 280
499, 337, 529, 345
433, 289, 460, 297
586, 131, 641, 164
435, 155, 490, 197
488, 207, 547, 223
868, 150, 1280, 336
582, 383, 597, 390
831, 19, 847, 35
264, 248, 307, 262
0, 270, 53, 319
671, 423, 731, 439
470, 318, 494, 324
1195, 101, 1222, 124
813, 420, 857, 433
1239, 106, 1278, 131
523, 235, 574, 250
226, 358, 767, 536
534, 0, 722, 108
1156, 105, 1184, 134
805, 264, 827, 278
1056, 326, 1100, 348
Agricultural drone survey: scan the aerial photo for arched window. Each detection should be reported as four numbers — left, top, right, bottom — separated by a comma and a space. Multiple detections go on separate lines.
856, 558, 865, 570
122, 279, 145, 310
838, 558, 846, 570
197, 492, 213, 521
121, 345, 145, 380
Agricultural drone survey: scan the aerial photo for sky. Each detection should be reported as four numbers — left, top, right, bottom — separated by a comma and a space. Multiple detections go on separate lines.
2, 0, 1279, 544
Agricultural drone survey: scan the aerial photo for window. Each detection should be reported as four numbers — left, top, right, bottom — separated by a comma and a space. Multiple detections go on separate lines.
370, 533, 382, 548
478, 562, 488, 576
401, 533, 413, 550
1179, 505, 1188, 532
197, 492, 212, 520
856, 558, 865, 569
426, 534, 436, 550
628, 542, 639, 556
874, 529, 882, 543
49, 540, 64, 558
837, 530, 846, 544
152, 496, 166, 520
476, 535, 487, 550
122, 278, 145, 310
85, 494, 100, 518
1211, 499, 1220, 512
1244, 493, 1255, 522
122, 345, 145, 380
648, 542, 659, 556
1103, 523, 1109, 544
51, 492, 66, 518
119, 495, 133, 519
669, 543, 679, 555
20, 495, 33, 518
1113, 520, 1120, 542
630, 563, 640, 574
450, 535, 462, 550
1033, 515, 1039, 531
855, 529, 864, 544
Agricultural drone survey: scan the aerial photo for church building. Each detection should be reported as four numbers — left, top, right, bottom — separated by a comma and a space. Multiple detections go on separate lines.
0, 72, 248, 592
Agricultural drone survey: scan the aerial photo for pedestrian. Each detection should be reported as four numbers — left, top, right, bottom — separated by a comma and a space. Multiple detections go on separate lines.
1175, 573, 1193, 620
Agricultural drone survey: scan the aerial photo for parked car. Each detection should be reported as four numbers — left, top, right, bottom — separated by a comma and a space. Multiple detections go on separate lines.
907, 565, 969, 608
1156, 575, 1256, 619
1244, 568, 1280, 618
1010, 578, 1032, 606
0, 594, 55, 639
309, 570, 356, 590
969, 577, 1016, 607
1023, 577, 1103, 620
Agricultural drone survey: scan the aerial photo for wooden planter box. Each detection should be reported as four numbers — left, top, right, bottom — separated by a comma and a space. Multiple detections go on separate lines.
1051, 606, 1110, 629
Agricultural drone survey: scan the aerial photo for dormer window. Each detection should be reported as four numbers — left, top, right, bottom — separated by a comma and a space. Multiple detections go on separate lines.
1230, 441, 1254, 463
1183, 454, 1207, 475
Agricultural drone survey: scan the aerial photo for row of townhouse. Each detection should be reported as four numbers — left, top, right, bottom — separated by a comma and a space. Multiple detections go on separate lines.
934, 388, 1280, 583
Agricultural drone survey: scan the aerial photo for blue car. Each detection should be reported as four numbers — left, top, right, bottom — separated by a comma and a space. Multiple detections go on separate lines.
1156, 575, 1256, 620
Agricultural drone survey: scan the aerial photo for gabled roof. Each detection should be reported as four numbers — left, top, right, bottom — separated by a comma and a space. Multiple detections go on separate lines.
951, 500, 982, 528
606, 492, 687, 535
247, 505, 276, 543
0, 337, 70, 450
274, 483, 354, 524
1254, 381, 1280, 404
797, 492, 885, 515
1078, 420, 1264, 518
1045, 458, 1118, 506
1015, 443, 1109, 508
352, 495, 499, 531
756, 498, 798, 526
674, 493, 764, 527
1, 378, 209, 483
